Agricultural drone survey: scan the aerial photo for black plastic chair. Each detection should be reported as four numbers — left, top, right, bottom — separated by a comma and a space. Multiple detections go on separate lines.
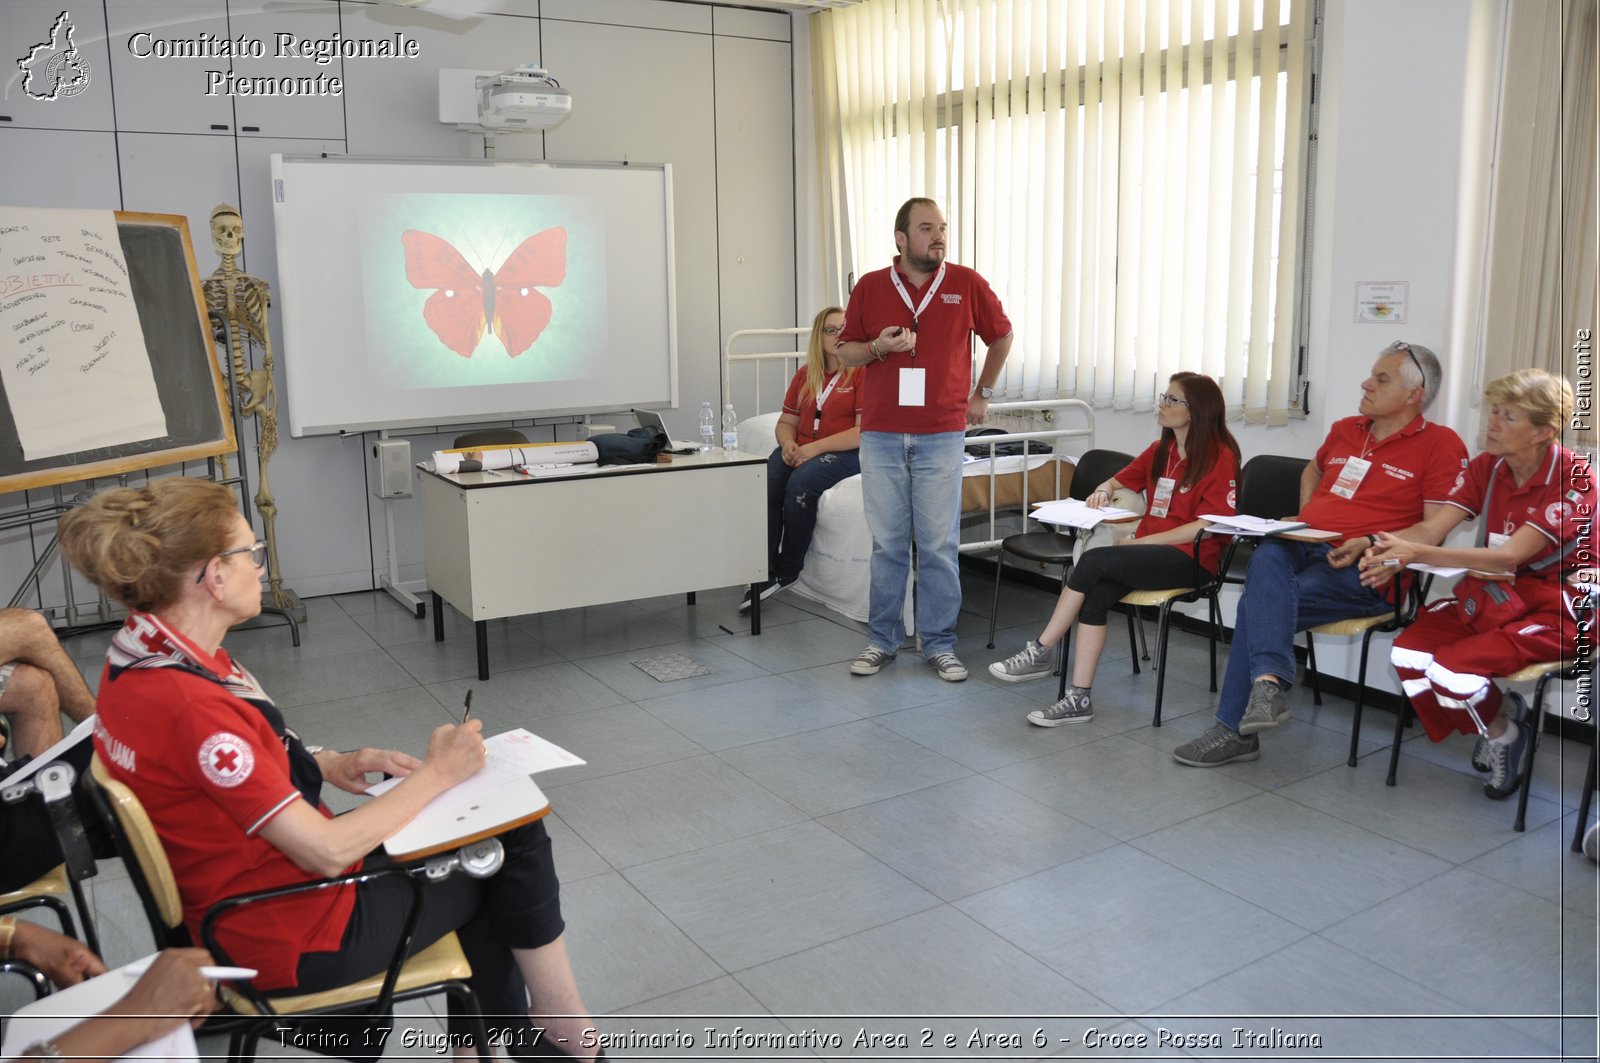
985, 448, 1136, 659
1574, 728, 1597, 853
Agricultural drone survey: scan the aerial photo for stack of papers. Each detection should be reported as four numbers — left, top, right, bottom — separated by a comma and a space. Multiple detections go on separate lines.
1, 955, 200, 1062
1031, 498, 1139, 529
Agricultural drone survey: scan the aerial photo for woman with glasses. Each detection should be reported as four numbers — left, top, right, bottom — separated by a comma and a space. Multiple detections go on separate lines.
58, 479, 600, 1060
991, 372, 1240, 725
1361, 369, 1593, 798
742, 304, 866, 612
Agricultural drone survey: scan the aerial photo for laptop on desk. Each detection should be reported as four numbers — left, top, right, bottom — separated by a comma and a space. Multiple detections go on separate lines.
632, 409, 702, 453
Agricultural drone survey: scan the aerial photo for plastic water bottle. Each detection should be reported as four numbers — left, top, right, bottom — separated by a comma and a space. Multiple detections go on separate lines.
722, 403, 739, 452
698, 402, 715, 453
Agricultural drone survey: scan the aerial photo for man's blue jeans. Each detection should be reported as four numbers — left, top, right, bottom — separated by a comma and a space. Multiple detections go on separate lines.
1216, 539, 1392, 730
859, 429, 966, 656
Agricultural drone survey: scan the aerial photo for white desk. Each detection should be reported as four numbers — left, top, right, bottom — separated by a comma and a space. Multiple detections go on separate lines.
420, 450, 768, 678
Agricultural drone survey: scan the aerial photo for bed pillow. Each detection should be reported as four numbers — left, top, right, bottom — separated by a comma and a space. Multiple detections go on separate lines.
737, 412, 782, 456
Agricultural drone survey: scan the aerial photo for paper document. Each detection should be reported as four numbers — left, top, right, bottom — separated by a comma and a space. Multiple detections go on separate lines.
1199, 514, 1309, 536
1031, 498, 1138, 529
372, 729, 584, 857
428, 442, 598, 475
1406, 563, 1468, 578
1, 954, 199, 1062
1, 714, 95, 787
368, 728, 584, 799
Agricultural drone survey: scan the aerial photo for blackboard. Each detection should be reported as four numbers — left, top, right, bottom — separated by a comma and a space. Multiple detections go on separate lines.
0, 210, 235, 495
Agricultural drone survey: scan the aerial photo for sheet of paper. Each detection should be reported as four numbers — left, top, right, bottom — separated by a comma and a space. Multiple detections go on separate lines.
1030, 498, 1137, 529
0, 207, 166, 460
0, 955, 200, 1062
1199, 514, 1310, 536
428, 441, 597, 474
0, 713, 94, 787
1407, 563, 1467, 577
367, 728, 584, 799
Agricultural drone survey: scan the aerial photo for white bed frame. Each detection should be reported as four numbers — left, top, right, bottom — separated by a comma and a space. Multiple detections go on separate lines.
723, 326, 1096, 557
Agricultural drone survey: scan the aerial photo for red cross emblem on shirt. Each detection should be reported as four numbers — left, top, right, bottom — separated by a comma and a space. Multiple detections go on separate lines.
198, 732, 254, 788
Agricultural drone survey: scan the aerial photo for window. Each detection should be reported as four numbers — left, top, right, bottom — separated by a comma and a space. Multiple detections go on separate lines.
814, 0, 1316, 424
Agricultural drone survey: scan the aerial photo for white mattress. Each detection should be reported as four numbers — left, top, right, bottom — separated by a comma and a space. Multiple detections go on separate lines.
739, 413, 1065, 626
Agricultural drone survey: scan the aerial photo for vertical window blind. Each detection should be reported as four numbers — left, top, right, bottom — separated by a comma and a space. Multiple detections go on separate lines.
813, 0, 1312, 424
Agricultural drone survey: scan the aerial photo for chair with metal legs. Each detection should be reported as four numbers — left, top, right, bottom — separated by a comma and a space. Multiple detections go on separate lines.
986, 449, 1135, 663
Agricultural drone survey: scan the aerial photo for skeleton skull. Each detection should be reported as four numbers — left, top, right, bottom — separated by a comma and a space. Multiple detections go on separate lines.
210, 206, 243, 256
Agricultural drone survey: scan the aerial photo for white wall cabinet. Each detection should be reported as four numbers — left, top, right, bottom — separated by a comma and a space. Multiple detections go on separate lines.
228, 0, 347, 141
106, 0, 237, 135
0, 2, 115, 131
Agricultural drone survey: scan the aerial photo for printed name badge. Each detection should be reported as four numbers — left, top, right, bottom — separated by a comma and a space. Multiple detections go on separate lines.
899, 367, 926, 407
1330, 456, 1372, 500
1487, 532, 1510, 549
1150, 477, 1176, 518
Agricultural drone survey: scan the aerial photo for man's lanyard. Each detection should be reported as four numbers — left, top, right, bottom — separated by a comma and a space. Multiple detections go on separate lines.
888, 263, 947, 346
813, 371, 843, 430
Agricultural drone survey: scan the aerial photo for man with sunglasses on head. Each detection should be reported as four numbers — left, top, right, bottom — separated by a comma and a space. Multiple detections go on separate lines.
836, 197, 1015, 683
1173, 341, 1469, 766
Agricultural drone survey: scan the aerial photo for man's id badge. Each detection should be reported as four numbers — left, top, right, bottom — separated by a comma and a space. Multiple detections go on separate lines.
1150, 476, 1176, 518
1487, 531, 1510, 549
899, 367, 926, 406
1330, 456, 1371, 500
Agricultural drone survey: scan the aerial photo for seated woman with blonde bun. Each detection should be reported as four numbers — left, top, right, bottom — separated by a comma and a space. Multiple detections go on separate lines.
58, 478, 599, 1060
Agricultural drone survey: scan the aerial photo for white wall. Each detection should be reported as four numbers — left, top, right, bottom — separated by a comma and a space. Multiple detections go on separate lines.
0, 0, 797, 605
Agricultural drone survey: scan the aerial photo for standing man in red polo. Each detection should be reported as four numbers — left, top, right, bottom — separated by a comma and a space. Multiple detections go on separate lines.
1173, 341, 1469, 766
836, 198, 1014, 681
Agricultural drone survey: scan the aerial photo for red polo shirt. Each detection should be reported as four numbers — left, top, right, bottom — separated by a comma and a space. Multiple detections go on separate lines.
1116, 441, 1239, 572
95, 620, 355, 990
782, 367, 864, 447
1442, 445, 1594, 580
1299, 415, 1469, 541
841, 258, 1012, 433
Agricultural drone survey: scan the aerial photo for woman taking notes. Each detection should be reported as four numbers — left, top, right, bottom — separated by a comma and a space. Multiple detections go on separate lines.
990, 372, 1240, 726
1363, 369, 1593, 798
59, 479, 597, 1060
743, 305, 865, 612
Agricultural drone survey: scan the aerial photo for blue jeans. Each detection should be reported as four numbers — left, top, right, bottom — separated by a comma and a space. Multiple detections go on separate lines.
766, 446, 861, 584
1216, 539, 1392, 729
859, 430, 966, 656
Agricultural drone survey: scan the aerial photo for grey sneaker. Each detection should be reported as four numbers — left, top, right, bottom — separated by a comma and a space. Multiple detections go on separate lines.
1584, 822, 1598, 862
1027, 687, 1093, 726
850, 645, 897, 676
989, 640, 1054, 683
1469, 736, 1493, 773
1482, 717, 1533, 800
1238, 678, 1291, 735
1173, 723, 1260, 767
927, 651, 968, 682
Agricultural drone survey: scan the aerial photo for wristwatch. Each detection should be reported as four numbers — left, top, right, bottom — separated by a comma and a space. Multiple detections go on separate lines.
22, 1042, 64, 1060
976, 385, 996, 399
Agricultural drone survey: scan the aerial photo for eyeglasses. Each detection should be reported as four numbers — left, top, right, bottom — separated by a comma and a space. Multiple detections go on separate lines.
196, 541, 267, 582
820, 325, 844, 335
1387, 340, 1425, 382
1158, 393, 1190, 408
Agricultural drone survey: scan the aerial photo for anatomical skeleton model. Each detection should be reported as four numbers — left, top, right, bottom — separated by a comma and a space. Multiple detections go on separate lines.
201, 204, 298, 611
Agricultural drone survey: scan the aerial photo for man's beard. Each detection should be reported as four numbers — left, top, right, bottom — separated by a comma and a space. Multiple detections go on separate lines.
905, 247, 944, 273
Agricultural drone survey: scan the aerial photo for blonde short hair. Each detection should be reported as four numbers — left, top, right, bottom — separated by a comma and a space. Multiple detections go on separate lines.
1483, 368, 1574, 431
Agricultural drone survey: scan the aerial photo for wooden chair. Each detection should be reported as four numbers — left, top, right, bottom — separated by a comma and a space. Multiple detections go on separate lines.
1309, 570, 1426, 767
86, 755, 492, 1062
985, 448, 1138, 663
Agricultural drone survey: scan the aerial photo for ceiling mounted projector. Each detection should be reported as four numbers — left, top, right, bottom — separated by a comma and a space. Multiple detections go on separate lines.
439, 65, 571, 132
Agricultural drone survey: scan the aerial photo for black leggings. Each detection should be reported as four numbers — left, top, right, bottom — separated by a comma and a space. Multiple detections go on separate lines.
292, 820, 564, 1054
1065, 543, 1213, 625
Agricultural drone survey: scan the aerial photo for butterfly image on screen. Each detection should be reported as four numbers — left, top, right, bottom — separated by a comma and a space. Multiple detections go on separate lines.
401, 227, 568, 358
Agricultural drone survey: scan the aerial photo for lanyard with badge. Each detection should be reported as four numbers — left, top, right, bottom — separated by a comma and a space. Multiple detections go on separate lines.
1150, 447, 1182, 518
1329, 429, 1376, 499
812, 371, 843, 434
888, 263, 946, 407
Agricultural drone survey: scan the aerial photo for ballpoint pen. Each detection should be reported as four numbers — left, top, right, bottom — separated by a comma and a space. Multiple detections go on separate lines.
462, 688, 473, 725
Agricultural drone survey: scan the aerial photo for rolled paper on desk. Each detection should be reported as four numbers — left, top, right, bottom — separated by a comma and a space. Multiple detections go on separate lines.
428, 441, 598, 474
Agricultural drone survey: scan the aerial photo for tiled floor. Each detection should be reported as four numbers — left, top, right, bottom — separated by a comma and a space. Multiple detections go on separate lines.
20, 575, 1600, 1059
